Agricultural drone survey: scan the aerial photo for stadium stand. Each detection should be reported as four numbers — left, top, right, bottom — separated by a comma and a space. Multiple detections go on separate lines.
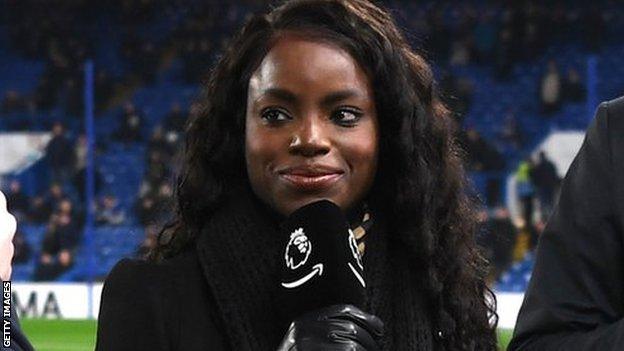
1, 1, 623, 293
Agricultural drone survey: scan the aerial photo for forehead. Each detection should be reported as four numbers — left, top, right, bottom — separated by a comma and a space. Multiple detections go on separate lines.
248, 34, 371, 96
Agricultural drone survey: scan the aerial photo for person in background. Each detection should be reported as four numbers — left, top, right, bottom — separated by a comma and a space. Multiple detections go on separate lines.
529, 151, 560, 221
0, 191, 35, 351
510, 97, 624, 350
488, 207, 517, 281
45, 121, 74, 184
477, 206, 516, 284
96, 194, 126, 226
27, 196, 50, 224
34, 199, 81, 281
539, 59, 562, 115
516, 158, 535, 228
563, 67, 587, 103
42, 183, 66, 217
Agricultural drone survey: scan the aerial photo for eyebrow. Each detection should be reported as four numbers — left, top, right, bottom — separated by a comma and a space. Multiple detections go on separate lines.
259, 88, 363, 107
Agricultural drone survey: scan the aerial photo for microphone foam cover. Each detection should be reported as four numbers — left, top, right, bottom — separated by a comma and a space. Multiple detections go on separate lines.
277, 200, 366, 323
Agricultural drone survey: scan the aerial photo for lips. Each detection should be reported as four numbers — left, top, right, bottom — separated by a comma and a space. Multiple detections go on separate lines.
278, 165, 344, 191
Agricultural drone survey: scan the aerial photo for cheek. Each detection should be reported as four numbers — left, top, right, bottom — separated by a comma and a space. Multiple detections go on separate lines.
345, 131, 379, 178
245, 124, 283, 184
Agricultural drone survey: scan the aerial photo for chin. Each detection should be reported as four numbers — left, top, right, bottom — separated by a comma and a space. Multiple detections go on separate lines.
281, 195, 350, 216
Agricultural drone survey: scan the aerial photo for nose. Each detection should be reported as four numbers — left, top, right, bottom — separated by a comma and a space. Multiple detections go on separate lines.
288, 115, 331, 157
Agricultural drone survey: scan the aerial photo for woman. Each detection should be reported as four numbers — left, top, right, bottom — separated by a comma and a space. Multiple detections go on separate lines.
96, 0, 497, 350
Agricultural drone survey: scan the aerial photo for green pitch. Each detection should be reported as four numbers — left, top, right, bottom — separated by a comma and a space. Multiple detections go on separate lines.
21, 319, 97, 351
20, 319, 514, 351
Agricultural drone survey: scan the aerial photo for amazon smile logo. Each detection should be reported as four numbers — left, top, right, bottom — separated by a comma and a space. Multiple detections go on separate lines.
281, 263, 324, 289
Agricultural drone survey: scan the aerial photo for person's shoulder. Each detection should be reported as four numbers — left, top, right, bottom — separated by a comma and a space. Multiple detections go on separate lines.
105, 248, 199, 290
103, 258, 165, 298
595, 96, 624, 126
593, 97, 624, 154
603, 95, 624, 112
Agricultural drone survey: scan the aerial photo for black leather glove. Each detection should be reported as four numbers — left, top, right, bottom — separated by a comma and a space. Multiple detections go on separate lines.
277, 304, 384, 351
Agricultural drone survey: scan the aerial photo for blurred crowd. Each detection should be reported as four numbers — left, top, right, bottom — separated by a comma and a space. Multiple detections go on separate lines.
0, 0, 617, 282
2, 97, 187, 278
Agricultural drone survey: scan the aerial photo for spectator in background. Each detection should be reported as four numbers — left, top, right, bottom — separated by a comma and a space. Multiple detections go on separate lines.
34, 198, 81, 281
6, 180, 30, 221
74, 134, 88, 174
488, 207, 517, 281
516, 158, 535, 228
29, 196, 51, 224
530, 152, 560, 220
43, 183, 66, 213
28, 183, 65, 224
114, 102, 144, 143
96, 194, 126, 226
46, 122, 74, 183
563, 67, 587, 103
540, 60, 562, 115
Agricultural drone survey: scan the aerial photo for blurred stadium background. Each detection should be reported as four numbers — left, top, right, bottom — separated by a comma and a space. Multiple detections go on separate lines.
0, 0, 622, 350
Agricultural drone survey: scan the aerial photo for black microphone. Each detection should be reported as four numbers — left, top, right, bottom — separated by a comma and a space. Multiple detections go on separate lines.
276, 200, 366, 324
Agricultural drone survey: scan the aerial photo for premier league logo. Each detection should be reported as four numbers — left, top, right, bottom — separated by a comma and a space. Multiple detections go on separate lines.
285, 227, 312, 270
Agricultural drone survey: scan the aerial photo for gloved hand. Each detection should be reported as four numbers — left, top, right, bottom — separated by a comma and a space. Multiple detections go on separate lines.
277, 304, 384, 351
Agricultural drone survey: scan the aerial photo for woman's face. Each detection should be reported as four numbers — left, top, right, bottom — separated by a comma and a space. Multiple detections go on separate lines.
245, 33, 379, 216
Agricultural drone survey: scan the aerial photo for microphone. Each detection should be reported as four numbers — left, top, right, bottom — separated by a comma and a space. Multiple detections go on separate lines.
276, 200, 366, 324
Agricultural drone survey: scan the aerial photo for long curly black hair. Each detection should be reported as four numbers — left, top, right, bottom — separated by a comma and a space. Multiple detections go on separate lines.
149, 0, 497, 349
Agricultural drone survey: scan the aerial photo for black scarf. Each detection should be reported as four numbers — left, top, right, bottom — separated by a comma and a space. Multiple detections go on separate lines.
196, 186, 435, 350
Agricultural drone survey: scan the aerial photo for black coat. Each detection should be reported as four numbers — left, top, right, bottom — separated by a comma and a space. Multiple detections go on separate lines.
509, 97, 624, 350
96, 187, 435, 350
1, 281, 34, 351
95, 249, 230, 351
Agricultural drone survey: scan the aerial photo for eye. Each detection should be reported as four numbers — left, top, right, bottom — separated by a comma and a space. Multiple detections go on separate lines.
260, 108, 291, 123
332, 108, 363, 126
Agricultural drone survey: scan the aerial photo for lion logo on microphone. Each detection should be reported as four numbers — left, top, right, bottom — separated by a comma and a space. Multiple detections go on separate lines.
285, 227, 312, 270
